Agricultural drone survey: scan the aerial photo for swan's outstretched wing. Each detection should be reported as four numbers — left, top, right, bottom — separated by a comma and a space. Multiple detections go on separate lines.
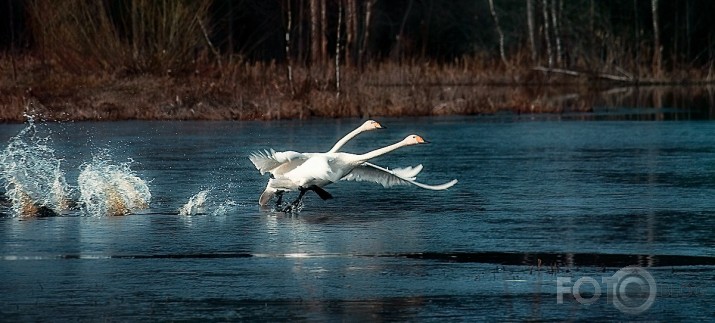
249, 149, 310, 175
342, 162, 457, 190
390, 164, 423, 179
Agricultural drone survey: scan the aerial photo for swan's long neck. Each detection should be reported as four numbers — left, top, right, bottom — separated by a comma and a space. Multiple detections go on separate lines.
351, 141, 408, 163
327, 127, 363, 153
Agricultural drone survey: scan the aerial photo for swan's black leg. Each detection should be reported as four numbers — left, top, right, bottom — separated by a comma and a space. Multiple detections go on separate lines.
308, 185, 333, 200
292, 188, 308, 206
282, 186, 331, 213
274, 190, 285, 208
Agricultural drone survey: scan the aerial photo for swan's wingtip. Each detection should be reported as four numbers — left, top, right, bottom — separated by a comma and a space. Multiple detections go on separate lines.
444, 179, 458, 189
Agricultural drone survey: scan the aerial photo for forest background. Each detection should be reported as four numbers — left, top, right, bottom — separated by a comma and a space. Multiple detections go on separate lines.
1, 0, 714, 122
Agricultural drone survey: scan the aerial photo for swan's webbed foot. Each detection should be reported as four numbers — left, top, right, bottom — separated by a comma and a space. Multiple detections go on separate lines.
281, 198, 303, 214
279, 186, 333, 214
281, 200, 304, 214
281, 188, 308, 214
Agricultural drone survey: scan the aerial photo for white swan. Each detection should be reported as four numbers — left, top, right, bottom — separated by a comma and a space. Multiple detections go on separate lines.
268, 135, 457, 208
279, 135, 430, 189
249, 120, 386, 205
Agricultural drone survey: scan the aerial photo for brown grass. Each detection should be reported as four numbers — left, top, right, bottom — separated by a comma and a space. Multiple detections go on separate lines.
1, 53, 714, 123
27, 0, 210, 75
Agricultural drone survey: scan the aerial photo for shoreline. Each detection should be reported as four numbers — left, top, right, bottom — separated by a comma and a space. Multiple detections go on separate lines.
2, 59, 713, 123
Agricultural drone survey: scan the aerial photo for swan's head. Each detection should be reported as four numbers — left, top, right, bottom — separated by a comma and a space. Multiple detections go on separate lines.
361, 120, 384, 131
403, 134, 429, 145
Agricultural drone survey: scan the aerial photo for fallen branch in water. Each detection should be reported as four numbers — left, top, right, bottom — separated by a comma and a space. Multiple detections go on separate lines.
533, 66, 634, 82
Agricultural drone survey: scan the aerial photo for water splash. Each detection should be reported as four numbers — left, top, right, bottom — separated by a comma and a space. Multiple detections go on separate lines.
278, 199, 304, 215
0, 116, 71, 217
77, 153, 151, 216
179, 188, 238, 216
212, 200, 238, 216
179, 189, 210, 215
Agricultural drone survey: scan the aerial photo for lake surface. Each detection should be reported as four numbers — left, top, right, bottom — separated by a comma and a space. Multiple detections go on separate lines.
1, 115, 714, 321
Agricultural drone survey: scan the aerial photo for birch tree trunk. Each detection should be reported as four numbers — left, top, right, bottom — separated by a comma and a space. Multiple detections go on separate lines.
526, 0, 537, 62
488, 0, 508, 66
542, 0, 553, 67
550, 0, 562, 66
359, 0, 375, 69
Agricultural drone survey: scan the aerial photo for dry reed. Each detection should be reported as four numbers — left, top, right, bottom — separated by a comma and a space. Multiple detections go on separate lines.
1, 52, 714, 122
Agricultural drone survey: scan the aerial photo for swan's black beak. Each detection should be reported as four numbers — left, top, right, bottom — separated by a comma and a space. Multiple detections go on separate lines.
415, 135, 430, 144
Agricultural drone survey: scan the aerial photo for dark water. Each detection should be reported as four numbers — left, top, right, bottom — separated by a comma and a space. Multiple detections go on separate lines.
1, 115, 714, 321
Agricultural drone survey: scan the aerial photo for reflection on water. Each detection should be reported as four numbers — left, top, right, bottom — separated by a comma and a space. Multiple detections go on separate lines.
523, 85, 715, 120
1, 113, 714, 320
591, 86, 715, 120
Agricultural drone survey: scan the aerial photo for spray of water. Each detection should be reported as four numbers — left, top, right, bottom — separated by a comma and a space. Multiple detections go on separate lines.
179, 188, 238, 216
77, 153, 151, 216
0, 116, 71, 217
179, 189, 210, 216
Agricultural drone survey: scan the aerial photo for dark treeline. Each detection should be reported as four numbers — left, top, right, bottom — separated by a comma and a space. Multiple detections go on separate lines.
2, 0, 715, 79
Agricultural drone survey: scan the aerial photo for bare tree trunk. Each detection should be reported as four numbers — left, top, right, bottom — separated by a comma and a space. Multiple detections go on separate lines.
488, 0, 508, 66
320, 0, 327, 65
285, 0, 295, 96
394, 0, 414, 62
634, 0, 641, 76
8, 0, 17, 82
550, 0, 562, 66
686, 0, 691, 60
310, 0, 321, 64
420, 0, 433, 58
345, 0, 357, 66
199, 14, 222, 70
542, 0, 553, 67
589, 0, 595, 37
673, 1, 678, 64
359, 0, 375, 69
298, 0, 305, 64
651, 0, 662, 77
336, 0, 343, 97
526, 0, 537, 62
131, 0, 139, 62
228, 1, 234, 61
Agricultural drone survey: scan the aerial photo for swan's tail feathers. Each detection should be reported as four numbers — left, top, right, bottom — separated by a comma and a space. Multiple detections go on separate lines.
308, 185, 333, 200
259, 187, 276, 206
